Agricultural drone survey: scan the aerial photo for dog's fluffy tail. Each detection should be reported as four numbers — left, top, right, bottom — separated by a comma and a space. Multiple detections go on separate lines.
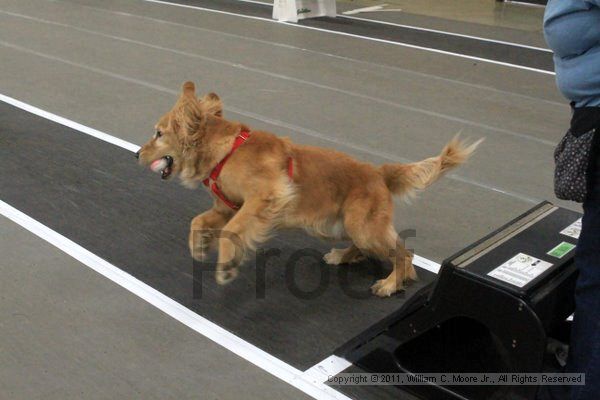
380, 135, 483, 199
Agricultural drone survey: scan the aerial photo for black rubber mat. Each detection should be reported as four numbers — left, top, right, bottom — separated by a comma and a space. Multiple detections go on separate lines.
0, 102, 436, 370
160, 0, 554, 72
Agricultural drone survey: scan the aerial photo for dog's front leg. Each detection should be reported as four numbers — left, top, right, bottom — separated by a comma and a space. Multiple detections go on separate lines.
189, 205, 233, 261
215, 198, 274, 285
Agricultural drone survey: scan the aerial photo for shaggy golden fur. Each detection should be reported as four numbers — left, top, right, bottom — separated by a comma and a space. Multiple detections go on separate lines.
138, 82, 482, 297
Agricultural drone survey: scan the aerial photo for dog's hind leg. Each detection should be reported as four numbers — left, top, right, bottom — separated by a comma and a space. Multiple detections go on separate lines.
189, 205, 233, 261
215, 197, 276, 285
323, 245, 365, 265
343, 193, 417, 297
369, 236, 416, 297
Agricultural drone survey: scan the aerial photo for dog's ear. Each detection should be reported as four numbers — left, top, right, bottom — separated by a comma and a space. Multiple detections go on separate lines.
173, 82, 203, 135
179, 100, 204, 136
200, 92, 223, 117
182, 81, 196, 97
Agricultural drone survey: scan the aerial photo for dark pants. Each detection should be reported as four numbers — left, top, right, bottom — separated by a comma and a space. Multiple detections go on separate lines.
539, 112, 600, 400
568, 147, 600, 400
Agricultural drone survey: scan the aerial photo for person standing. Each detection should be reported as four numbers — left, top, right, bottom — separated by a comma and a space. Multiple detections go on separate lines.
543, 1, 600, 399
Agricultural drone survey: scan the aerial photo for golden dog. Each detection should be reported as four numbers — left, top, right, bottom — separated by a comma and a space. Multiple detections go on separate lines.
137, 82, 481, 297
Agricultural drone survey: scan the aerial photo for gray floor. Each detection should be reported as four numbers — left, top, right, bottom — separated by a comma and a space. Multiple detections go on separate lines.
0, 216, 311, 400
0, 0, 576, 398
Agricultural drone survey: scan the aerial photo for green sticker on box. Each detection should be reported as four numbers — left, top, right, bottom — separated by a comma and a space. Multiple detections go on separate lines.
547, 242, 576, 259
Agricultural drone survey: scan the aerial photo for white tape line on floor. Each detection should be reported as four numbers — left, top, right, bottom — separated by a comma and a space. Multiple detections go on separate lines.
305, 355, 353, 384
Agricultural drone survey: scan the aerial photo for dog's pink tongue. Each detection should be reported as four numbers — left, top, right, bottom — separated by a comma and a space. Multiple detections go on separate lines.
150, 158, 168, 173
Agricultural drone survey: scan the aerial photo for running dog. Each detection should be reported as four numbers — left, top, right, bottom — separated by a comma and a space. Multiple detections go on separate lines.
137, 82, 481, 297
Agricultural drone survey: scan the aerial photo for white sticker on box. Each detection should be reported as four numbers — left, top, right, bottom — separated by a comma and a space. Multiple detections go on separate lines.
560, 218, 582, 240
488, 253, 553, 288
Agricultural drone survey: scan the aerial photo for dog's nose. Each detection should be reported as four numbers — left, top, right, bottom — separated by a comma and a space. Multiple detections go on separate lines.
135, 150, 140, 159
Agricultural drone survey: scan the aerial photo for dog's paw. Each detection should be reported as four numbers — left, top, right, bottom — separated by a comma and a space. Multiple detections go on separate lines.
189, 240, 208, 261
189, 232, 212, 261
324, 248, 365, 265
323, 249, 345, 265
371, 279, 403, 297
190, 247, 208, 262
216, 268, 239, 285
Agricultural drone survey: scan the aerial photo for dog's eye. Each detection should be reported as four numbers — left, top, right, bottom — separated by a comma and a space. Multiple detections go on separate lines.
155, 130, 162, 138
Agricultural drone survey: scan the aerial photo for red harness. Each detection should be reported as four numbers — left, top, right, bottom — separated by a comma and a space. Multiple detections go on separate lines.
203, 131, 293, 210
